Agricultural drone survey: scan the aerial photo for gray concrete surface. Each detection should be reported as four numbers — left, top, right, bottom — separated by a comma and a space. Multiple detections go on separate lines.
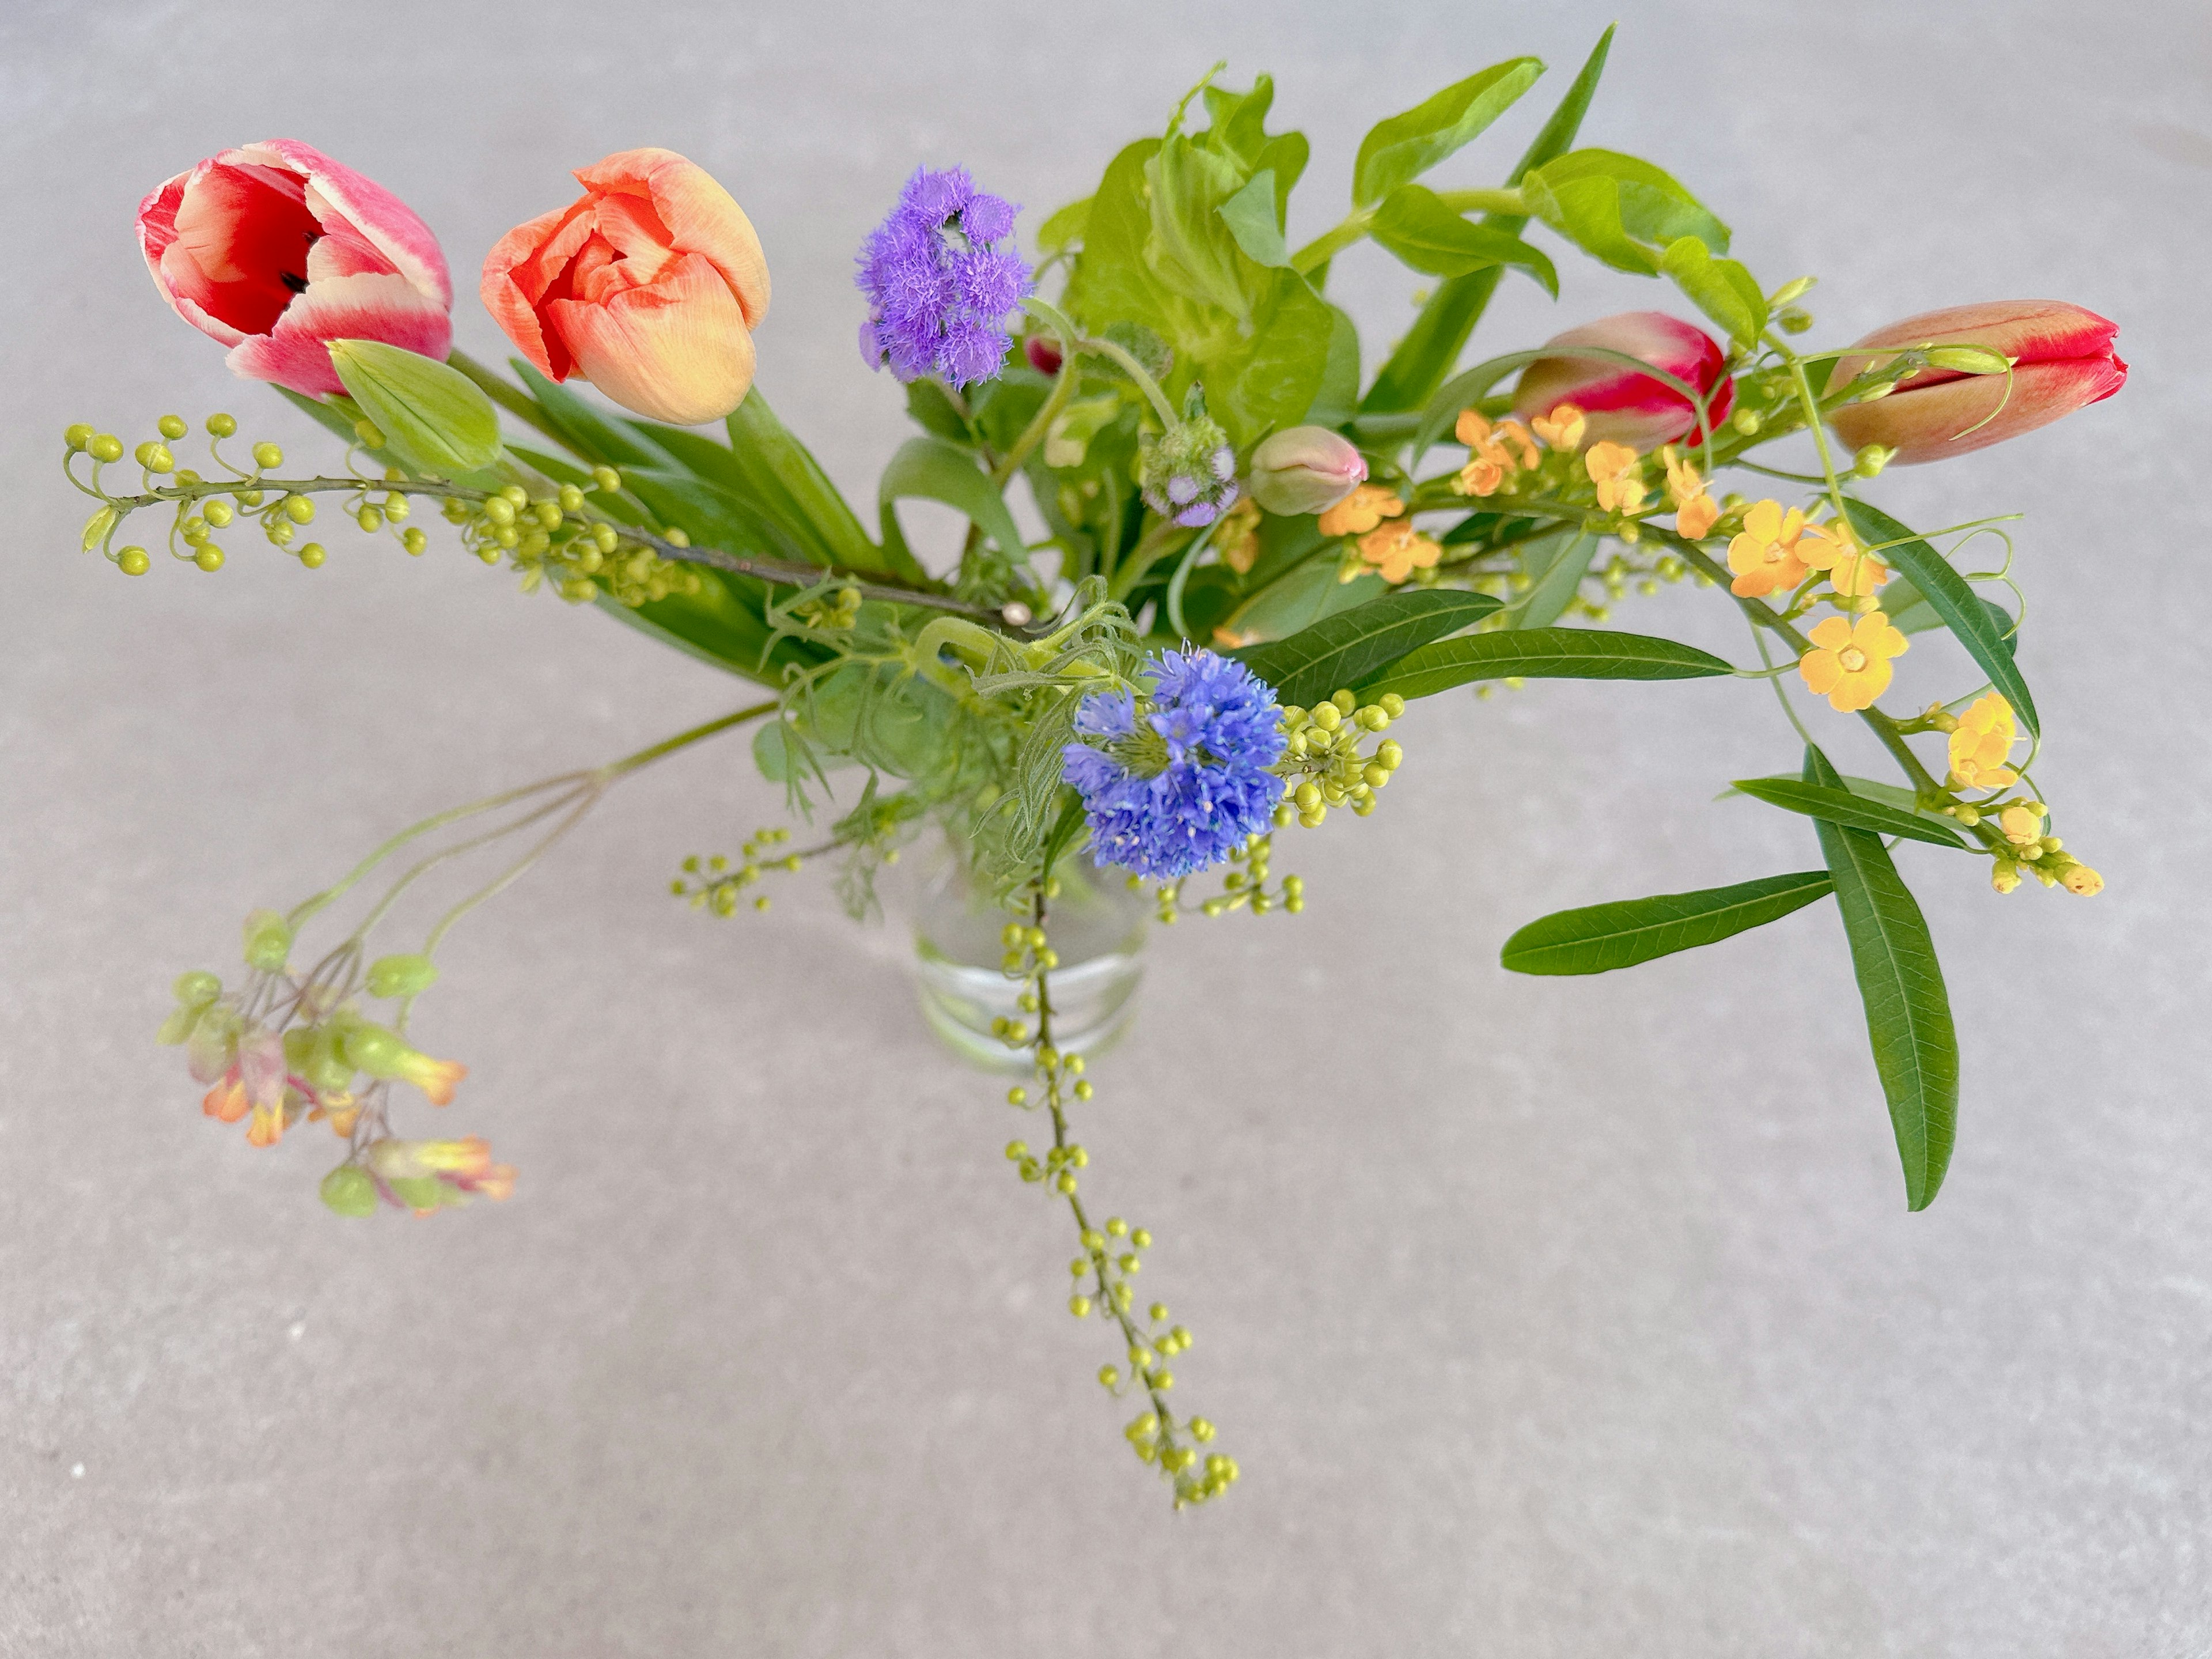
5, 1, 2208, 1653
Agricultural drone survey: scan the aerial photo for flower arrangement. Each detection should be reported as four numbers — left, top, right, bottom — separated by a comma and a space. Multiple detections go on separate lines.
62, 32, 2125, 1509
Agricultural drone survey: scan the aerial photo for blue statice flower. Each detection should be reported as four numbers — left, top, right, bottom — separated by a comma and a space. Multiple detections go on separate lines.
856, 166, 1032, 388
1062, 650, 1286, 881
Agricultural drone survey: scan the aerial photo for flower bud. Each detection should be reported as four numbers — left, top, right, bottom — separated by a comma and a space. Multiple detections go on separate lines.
241, 908, 293, 972
1827, 301, 2125, 464
1513, 312, 1736, 450
1139, 386, 1239, 528
327, 339, 502, 476
320, 1165, 380, 1218
365, 953, 439, 999
1245, 426, 1368, 517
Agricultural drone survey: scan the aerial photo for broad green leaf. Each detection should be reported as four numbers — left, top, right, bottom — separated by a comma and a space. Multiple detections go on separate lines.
1878, 574, 2017, 652
1501, 870, 1835, 975
1844, 500, 2036, 736
1219, 278, 1336, 442
1218, 169, 1291, 268
1359, 625, 1734, 700
1037, 195, 1093, 252
620, 464, 796, 562
1733, 778, 1971, 850
1804, 745, 1958, 1211
1146, 133, 1261, 323
1060, 139, 1167, 339
1214, 558, 1385, 648
1369, 185, 1559, 294
1233, 589, 1499, 706
594, 563, 819, 688
1305, 302, 1363, 428
1660, 235, 1767, 347
1513, 527, 1599, 628
1362, 26, 1613, 415
878, 437, 1027, 579
1520, 149, 1729, 276
1353, 58, 1545, 207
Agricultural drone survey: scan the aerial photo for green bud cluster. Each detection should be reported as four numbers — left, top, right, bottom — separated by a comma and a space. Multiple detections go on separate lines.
440, 475, 703, 608
1274, 690, 1405, 827
672, 827, 802, 916
1146, 832, 1302, 923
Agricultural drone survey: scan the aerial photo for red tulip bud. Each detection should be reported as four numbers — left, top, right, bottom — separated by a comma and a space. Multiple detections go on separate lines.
1512, 311, 1735, 452
1827, 301, 2124, 464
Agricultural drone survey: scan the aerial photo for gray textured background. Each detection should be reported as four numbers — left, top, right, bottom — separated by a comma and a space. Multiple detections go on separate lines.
5, 1, 2208, 1653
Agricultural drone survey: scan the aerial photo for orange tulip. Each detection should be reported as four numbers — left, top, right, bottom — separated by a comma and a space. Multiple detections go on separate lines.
1827, 301, 2124, 464
482, 148, 769, 425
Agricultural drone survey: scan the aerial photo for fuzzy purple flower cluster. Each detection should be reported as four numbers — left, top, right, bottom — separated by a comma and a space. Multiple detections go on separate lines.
1062, 650, 1286, 882
855, 166, 1032, 389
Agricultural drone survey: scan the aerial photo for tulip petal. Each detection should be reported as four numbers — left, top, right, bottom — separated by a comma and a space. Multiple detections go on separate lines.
479, 199, 599, 381
239, 139, 452, 311
1830, 358, 2127, 465
1513, 310, 1734, 449
227, 271, 453, 397
575, 147, 770, 326
548, 251, 756, 425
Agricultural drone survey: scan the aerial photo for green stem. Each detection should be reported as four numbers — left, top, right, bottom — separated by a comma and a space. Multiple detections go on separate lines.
1022, 298, 1178, 429
993, 349, 1081, 488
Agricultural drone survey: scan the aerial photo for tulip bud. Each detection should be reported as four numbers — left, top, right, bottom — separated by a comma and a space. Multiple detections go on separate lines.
327, 340, 502, 476
1245, 426, 1368, 516
1513, 311, 1736, 451
1827, 301, 2125, 464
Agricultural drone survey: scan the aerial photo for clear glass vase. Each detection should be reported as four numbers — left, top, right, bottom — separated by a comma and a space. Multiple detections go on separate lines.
910, 832, 1148, 1073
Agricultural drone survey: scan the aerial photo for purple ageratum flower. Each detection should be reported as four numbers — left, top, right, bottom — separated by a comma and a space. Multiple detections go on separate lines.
1062, 650, 1286, 882
856, 165, 1033, 389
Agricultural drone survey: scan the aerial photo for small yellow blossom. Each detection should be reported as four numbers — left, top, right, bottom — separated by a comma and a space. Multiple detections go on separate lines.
1797, 612, 1910, 711
1356, 519, 1442, 584
1664, 450, 1719, 540
1317, 483, 1404, 539
1726, 499, 1811, 597
1947, 692, 2020, 790
1214, 496, 1261, 575
1999, 804, 2044, 846
1584, 441, 1646, 514
1451, 410, 1539, 497
1796, 518, 1892, 600
1529, 403, 1587, 450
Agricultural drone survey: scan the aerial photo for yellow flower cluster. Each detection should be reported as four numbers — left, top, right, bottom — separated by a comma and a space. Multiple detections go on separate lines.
1947, 692, 2019, 790
1663, 449, 1719, 540
1450, 409, 1539, 498
1797, 612, 1910, 712
1728, 499, 1892, 607
1584, 441, 1646, 514
1529, 403, 1587, 450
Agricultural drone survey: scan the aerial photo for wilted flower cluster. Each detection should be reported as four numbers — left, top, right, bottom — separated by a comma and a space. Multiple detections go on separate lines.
856, 165, 1031, 387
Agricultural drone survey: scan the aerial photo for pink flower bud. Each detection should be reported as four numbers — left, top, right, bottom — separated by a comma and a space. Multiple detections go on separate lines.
137, 141, 452, 397
1245, 426, 1368, 516
482, 148, 770, 426
1024, 335, 1063, 377
1512, 311, 1735, 451
1826, 301, 2125, 465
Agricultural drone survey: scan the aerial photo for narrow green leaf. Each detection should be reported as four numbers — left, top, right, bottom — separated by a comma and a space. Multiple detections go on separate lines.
722, 388, 882, 572
1233, 589, 1500, 706
510, 361, 666, 467
878, 436, 1026, 580
1804, 744, 1958, 1211
1039, 790, 1088, 882
1369, 185, 1558, 294
1727, 771, 1927, 817
1877, 573, 2019, 653
1513, 527, 1599, 629
1501, 871, 1834, 975
1844, 500, 2036, 736
1520, 149, 1730, 275
1361, 26, 1612, 415
1359, 625, 1734, 700
1218, 169, 1291, 268
1353, 58, 1546, 207
1733, 777, 1970, 850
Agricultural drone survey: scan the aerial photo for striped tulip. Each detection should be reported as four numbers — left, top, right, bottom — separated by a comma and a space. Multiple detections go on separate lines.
137, 141, 452, 397
1827, 301, 2126, 464
1513, 311, 1735, 451
482, 148, 770, 426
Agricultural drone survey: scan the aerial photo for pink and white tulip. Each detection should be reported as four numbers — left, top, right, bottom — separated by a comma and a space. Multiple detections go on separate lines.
1827, 301, 2126, 465
1513, 310, 1735, 451
137, 140, 452, 397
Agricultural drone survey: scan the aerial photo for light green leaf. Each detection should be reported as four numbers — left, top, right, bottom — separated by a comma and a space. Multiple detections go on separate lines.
1726, 771, 1929, 817
878, 437, 1027, 579
1353, 58, 1546, 207
1368, 185, 1558, 294
1305, 303, 1363, 429
1501, 870, 1834, 975
1660, 234, 1767, 347
1232, 589, 1499, 706
1844, 499, 2036, 736
1037, 195, 1093, 252
1213, 556, 1384, 647
1219, 279, 1336, 444
1877, 572, 2018, 653
1359, 625, 1734, 700
1732, 777, 1970, 850
1520, 149, 1729, 276
1513, 527, 1599, 628
1218, 169, 1291, 268
1805, 744, 1958, 1211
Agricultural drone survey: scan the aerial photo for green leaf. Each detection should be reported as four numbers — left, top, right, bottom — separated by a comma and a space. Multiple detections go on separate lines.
1213, 547, 1380, 646
1804, 745, 1958, 1211
1218, 169, 1292, 268
1843, 500, 2036, 736
1501, 870, 1834, 975
878, 436, 1026, 579
1039, 790, 1089, 882
1368, 185, 1558, 294
1513, 527, 1599, 628
1520, 149, 1729, 276
1732, 777, 1970, 850
510, 361, 666, 468
1877, 573, 2018, 653
723, 389, 882, 573
1233, 589, 1499, 706
1359, 625, 1734, 700
1353, 58, 1546, 207
1660, 235, 1767, 348
1305, 303, 1363, 429
1219, 278, 1336, 442
1362, 26, 1613, 415
1037, 195, 1093, 251
1728, 771, 1927, 817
